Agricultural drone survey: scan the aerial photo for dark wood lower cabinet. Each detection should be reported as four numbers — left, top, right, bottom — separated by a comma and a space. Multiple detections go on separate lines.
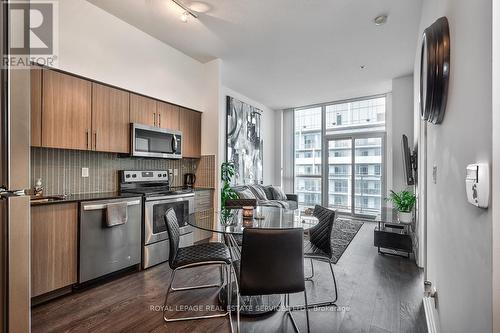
31, 203, 78, 297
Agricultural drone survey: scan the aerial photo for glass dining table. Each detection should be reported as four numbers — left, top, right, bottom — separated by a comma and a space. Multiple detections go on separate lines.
189, 206, 319, 315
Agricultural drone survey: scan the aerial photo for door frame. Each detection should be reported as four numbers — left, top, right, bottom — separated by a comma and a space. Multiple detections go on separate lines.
323, 131, 386, 219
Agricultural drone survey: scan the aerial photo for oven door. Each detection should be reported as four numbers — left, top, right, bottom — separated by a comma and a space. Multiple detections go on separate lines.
144, 195, 194, 245
131, 123, 182, 159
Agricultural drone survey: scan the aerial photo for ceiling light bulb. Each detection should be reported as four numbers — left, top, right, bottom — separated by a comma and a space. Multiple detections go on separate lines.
374, 14, 388, 26
180, 11, 189, 23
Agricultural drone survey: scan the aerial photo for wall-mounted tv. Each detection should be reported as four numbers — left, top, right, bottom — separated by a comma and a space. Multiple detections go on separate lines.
402, 134, 417, 185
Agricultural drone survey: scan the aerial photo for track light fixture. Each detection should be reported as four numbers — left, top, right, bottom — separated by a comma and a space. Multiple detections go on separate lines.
171, 0, 198, 22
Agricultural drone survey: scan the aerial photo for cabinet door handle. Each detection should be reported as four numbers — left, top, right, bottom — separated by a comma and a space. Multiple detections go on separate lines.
86, 130, 90, 149
153, 113, 156, 127
94, 131, 97, 150
158, 113, 161, 128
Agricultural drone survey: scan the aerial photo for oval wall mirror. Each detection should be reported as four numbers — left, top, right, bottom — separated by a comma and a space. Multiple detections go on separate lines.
420, 16, 450, 125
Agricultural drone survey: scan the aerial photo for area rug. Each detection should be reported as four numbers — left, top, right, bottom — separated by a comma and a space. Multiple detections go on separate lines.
330, 217, 364, 264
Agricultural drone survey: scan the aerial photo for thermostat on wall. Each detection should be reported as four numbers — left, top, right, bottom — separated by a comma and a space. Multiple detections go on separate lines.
465, 163, 489, 208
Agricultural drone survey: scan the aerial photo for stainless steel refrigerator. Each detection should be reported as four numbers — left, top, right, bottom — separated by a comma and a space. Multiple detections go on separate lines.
1, 0, 32, 331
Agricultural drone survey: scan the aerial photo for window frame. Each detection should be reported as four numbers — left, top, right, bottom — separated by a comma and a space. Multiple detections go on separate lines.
293, 93, 387, 217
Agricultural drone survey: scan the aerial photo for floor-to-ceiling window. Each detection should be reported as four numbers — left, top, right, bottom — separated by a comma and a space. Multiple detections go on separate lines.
294, 107, 322, 209
294, 96, 386, 217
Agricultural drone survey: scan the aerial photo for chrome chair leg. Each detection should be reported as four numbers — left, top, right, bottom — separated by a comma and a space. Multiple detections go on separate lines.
162, 269, 176, 321
293, 258, 338, 310
286, 291, 310, 333
328, 260, 338, 304
235, 273, 241, 333
170, 264, 225, 291
304, 258, 315, 281
304, 291, 310, 333
163, 262, 233, 326
226, 265, 235, 333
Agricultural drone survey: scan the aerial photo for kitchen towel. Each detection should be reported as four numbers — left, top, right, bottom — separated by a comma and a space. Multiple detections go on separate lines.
106, 202, 128, 227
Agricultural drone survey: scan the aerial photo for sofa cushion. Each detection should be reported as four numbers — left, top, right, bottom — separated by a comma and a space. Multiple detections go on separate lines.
248, 184, 268, 200
269, 186, 288, 200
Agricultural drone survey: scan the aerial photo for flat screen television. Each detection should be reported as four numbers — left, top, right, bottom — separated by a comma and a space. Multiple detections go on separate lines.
402, 134, 416, 185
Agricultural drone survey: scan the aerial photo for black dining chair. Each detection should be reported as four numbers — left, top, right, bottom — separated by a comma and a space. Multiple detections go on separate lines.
235, 228, 310, 333
163, 208, 235, 332
298, 205, 338, 309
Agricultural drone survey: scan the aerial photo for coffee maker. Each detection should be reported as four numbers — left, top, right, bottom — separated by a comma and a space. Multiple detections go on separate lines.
184, 173, 196, 188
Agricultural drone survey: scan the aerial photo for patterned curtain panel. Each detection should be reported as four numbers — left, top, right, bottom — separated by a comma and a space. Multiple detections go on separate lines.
226, 96, 263, 185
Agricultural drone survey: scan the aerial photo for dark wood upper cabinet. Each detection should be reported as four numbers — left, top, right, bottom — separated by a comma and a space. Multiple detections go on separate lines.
92, 83, 130, 153
157, 101, 180, 130
179, 108, 201, 158
130, 93, 156, 127
41, 70, 92, 150
32, 68, 202, 158
30, 67, 42, 147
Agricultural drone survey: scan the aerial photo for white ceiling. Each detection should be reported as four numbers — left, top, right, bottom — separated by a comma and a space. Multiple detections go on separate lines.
87, 0, 422, 110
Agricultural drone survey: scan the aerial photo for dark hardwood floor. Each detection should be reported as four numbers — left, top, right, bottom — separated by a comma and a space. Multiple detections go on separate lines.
31, 222, 427, 333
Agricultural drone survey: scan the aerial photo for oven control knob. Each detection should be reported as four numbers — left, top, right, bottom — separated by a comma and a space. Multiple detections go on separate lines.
158, 174, 162, 178
132, 174, 137, 178
163, 174, 167, 177
125, 174, 130, 178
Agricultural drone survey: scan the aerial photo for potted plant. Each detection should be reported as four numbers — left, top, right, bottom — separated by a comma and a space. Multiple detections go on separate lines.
220, 162, 238, 225
385, 190, 416, 224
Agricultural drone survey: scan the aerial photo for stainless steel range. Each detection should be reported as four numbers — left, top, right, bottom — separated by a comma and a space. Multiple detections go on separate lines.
119, 170, 194, 269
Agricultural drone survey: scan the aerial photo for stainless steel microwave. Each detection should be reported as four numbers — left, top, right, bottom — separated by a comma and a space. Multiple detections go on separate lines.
131, 123, 182, 159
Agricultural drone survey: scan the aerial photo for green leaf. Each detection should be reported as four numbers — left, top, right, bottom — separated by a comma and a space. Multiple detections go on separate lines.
385, 189, 416, 212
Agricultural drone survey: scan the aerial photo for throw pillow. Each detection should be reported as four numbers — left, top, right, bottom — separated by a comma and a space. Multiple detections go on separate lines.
248, 184, 268, 200
263, 186, 274, 200
235, 188, 256, 200
270, 186, 288, 201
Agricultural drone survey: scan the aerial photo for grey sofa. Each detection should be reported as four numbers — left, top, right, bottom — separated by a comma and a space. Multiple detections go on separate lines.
225, 184, 298, 210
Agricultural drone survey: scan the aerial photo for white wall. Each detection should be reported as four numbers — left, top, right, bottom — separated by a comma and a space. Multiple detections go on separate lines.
201, 59, 222, 156
492, 2, 500, 331
56, 0, 278, 209
56, 0, 207, 111
386, 74, 418, 262
416, 1, 492, 332
390, 75, 414, 193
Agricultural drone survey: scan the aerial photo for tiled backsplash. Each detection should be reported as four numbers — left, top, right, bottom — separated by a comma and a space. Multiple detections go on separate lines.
195, 155, 216, 189
31, 147, 197, 196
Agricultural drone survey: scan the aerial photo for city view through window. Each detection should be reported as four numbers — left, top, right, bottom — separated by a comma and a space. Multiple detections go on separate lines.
294, 96, 386, 217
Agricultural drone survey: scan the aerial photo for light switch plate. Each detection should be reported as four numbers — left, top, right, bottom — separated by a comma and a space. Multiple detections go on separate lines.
174, 169, 179, 176
81, 167, 89, 178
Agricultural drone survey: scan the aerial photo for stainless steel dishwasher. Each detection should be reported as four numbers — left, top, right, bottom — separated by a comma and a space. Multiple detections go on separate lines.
79, 197, 142, 283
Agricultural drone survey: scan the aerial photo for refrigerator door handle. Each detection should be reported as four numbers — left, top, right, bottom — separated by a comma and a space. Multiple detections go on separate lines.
0, 188, 26, 197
